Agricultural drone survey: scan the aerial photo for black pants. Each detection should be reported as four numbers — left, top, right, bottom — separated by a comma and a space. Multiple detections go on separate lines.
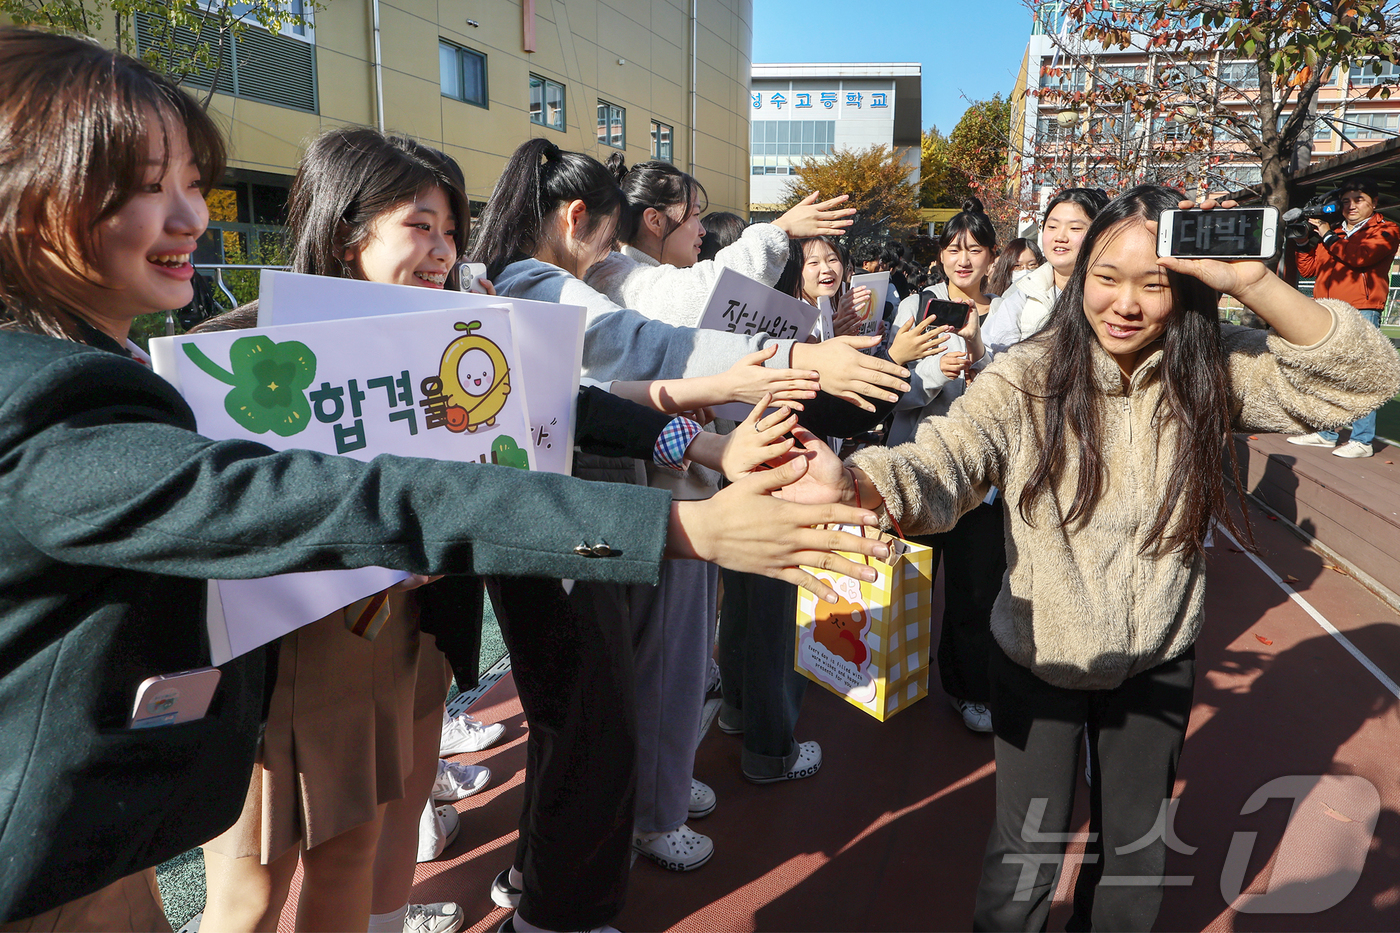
716, 570, 807, 778
915, 499, 1006, 705
973, 642, 1195, 933
487, 577, 638, 931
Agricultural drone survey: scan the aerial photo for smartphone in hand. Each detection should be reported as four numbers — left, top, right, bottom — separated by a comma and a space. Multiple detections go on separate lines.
1157, 207, 1279, 261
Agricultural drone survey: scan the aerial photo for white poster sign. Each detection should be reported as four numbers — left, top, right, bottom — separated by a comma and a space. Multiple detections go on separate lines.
848, 271, 891, 337
695, 267, 822, 419
256, 271, 585, 476
151, 306, 532, 663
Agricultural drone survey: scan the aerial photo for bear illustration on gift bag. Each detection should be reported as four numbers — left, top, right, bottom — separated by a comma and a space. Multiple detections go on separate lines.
812, 586, 869, 667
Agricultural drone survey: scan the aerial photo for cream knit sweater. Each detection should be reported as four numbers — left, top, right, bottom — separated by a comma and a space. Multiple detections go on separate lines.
852, 300, 1400, 690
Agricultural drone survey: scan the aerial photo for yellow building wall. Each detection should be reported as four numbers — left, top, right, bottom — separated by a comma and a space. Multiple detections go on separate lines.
193, 0, 752, 215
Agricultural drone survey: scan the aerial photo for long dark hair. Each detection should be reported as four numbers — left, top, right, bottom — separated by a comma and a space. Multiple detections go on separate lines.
987, 237, 1045, 296
0, 28, 225, 338
285, 127, 469, 282
606, 153, 708, 250
1017, 184, 1252, 557
776, 236, 847, 308
469, 138, 622, 279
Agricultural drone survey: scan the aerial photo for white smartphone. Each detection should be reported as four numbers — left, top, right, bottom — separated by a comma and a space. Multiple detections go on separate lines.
1157, 207, 1279, 261
455, 261, 489, 294
128, 667, 222, 729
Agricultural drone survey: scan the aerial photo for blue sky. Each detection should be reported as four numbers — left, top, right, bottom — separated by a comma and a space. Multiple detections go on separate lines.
752, 0, 1036, 135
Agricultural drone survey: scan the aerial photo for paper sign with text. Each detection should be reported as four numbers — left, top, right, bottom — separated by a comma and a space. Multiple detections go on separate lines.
848, 272, 891, 337
256, 270, 584, 476
695, 267, 821, 419
151, 307, 531, 664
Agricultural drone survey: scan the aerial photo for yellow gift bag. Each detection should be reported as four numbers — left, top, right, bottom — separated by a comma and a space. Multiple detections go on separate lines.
795, 526, 934, 721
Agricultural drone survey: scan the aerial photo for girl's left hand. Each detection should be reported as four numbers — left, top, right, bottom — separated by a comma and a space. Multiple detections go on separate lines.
720, 345, 820, 406
940, 350, 970, 379
954, 301, 981, 340
720, 395, 799, 480
833, 286, 870, 337
1154, 196, 1271, 300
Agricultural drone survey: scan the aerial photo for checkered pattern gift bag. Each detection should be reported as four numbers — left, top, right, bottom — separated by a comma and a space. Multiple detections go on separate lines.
794, 523, 934, 722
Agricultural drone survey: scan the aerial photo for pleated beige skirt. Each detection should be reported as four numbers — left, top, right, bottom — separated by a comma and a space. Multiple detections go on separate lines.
203, 591, 451, 862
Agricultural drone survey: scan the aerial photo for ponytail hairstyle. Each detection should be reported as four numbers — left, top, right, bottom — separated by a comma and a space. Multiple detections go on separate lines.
469, 138, 623, 279
606, 152, 709, 250
0, 27, 225, 339
776, 236, 847, 308
285, 127, 469, 282
987, 237, 1045, 296
1016, 184, 1253, 558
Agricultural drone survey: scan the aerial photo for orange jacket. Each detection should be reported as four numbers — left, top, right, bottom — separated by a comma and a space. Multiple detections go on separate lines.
1293, 214, 1400, 310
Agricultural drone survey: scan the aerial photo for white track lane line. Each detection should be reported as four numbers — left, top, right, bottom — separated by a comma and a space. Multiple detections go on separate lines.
1216, 523, 1400, 700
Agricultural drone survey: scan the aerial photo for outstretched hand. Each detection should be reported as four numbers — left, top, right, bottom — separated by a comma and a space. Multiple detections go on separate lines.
791, 336, 911, 411
888, 315, 951, 366
668, 455, 887, 602
719, 395, 799, 480
774, 191, 857, 239
766, 426, 851, 505
720, 344, 820, 406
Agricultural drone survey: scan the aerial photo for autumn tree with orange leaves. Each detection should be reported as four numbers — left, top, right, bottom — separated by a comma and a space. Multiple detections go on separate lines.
1027, 0, 1400, 211
782, 144, 921, 254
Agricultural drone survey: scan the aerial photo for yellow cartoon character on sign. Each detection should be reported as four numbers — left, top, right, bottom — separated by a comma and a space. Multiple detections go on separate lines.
438, 321, 510, 433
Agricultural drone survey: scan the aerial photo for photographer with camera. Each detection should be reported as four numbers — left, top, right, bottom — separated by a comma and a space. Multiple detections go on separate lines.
1287, 176, 1399, 458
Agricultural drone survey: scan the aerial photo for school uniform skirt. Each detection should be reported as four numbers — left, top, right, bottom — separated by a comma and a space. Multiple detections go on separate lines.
203, 591, 451, 862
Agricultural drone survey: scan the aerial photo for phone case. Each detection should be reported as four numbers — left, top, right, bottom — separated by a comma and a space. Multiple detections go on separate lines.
129, 667, 222, 729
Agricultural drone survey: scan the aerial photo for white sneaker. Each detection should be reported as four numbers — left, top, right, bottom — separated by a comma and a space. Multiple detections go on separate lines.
1287, 431, 1336, 448
431, 759, 491, 801
950, 697, 993, 733
688, 778, 716, 819
633, 825, 714, 871
1333, 440, 1374, 458
403, 902, 464, 933
440, 709, 506, 756
416, 802, 460, 863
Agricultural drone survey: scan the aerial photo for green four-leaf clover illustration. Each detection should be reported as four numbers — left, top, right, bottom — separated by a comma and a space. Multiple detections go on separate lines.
183, 336, 318, 436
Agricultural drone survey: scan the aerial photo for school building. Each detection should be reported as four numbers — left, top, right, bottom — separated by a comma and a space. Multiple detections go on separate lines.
747, 62, 922, 218
66, 1, 756, 269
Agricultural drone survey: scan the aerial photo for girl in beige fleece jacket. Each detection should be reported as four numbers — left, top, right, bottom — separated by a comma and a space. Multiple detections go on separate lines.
805, 186, 1400, 931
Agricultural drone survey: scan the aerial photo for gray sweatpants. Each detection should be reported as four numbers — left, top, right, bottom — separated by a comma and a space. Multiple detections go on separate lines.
630, 558, 719, 834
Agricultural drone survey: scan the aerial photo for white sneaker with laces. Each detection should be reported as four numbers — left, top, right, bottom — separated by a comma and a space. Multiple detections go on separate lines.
1286, 432, 1337, 448
1333, 440, 1374, 458
416, 801, 460, 863
688, 778, 716, 819
402, 902, 464, 933
431, 759, 491, 801
440, 709, 506, 756
633, 825, 714, 871
950, 697, 993, 733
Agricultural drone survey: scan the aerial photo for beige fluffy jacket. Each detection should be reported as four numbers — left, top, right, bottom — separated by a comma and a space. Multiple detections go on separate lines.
851, 300, 1400, 690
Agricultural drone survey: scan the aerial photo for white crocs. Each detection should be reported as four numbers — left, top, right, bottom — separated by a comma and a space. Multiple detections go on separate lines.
743, 740, 822, 784
688, 778, 716, 819
633, 824, 713, 871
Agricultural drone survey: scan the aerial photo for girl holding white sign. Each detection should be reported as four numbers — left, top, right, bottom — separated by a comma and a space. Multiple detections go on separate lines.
0, 32, 890, 931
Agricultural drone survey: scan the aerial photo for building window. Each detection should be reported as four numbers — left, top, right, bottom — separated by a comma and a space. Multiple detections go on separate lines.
1349, 111, 1400, 139
651, 121, 673, 162
597, 100, 626, 148
749, 120, 835, 175
440, 41, 487, 107
136, 8, 317, 112
530, 74, 565, 130
1218, 60, 1260, 89
1349, 60, 1400, 87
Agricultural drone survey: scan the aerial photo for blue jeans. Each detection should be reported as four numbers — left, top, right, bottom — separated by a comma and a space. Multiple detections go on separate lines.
1319, 307, 1381, 446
